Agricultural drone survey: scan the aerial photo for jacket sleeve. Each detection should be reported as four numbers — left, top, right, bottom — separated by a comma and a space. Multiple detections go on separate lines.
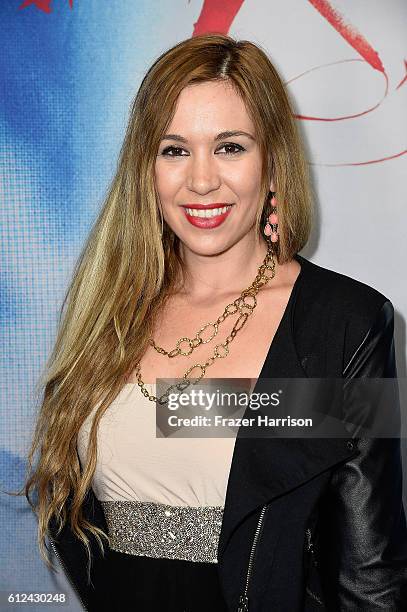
319, 299, 407, 611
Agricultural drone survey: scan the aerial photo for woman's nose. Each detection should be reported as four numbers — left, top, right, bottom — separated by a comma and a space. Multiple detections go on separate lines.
187, 153, 221, 193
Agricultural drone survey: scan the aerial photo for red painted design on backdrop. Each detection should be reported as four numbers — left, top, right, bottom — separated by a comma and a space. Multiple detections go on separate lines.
192, 0, 244, 36
310, 149, 407, 167
308, 0, 384, 72
19, 0, 73, 12
192, 0, 406, 165
396, 60, 407, 90
286, 59, 389, 121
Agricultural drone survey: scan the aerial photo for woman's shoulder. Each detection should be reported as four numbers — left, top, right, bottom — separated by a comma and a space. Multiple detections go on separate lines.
293, 254, 395, 375
295, 253, 393, 323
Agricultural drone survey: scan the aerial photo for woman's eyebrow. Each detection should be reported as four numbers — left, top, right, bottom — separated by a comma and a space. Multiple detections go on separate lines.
160, 130, 256, 143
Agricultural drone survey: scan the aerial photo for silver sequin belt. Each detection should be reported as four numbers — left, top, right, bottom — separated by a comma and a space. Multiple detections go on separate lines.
101, 500, 224, 563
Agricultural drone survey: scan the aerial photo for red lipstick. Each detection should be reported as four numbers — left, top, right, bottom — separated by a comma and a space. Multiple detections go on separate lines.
181, 203, 233, 229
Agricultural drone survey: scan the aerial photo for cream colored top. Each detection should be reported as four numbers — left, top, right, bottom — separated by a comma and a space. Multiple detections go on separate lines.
76, 383, 236, 507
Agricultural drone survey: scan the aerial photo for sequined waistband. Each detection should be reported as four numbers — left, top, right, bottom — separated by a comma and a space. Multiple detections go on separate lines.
101, 500, 224, 563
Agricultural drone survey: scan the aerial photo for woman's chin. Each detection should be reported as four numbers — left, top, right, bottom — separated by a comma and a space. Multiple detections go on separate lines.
177, 235, 237, 258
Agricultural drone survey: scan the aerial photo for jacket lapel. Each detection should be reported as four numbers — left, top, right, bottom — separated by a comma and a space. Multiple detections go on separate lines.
217, 261, 358, 558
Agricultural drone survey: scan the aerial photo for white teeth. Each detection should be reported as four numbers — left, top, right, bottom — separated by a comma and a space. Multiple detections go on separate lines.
184, 205, 232, 218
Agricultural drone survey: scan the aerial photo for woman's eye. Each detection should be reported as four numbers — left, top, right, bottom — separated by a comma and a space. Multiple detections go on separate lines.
161, 146, 186, 157
160, 143, 245, 157
218, 143, 245, 155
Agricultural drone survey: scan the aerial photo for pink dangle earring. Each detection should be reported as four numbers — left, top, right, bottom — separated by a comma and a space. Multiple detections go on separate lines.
263, 192, 279, 243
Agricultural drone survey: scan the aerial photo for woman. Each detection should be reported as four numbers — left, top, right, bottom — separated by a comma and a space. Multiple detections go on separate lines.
23, 34, 407, 611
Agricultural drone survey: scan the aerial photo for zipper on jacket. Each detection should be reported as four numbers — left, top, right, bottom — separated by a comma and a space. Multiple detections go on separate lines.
49, 537, 87, 611
305, 528, 313, 553
305, 528, 318, 567
305, 528, 324, 605
237, 503, 268, 612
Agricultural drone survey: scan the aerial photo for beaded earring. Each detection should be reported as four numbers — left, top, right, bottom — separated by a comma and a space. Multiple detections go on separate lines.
263, 192, 279, 243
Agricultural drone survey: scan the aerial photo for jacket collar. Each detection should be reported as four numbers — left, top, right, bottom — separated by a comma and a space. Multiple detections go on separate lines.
217, 253, 358, 558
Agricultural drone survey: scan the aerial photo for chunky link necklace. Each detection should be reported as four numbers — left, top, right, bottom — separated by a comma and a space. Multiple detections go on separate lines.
135, 241, 276, 405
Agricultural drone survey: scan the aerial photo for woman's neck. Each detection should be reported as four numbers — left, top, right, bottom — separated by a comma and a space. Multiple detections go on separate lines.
178, 235, 278, 303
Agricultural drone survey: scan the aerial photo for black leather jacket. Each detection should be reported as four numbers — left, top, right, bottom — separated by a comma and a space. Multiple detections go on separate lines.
48, 254, 407, 611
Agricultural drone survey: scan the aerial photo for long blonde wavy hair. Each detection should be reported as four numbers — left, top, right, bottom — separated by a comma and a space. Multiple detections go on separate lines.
19, 33, 313, 572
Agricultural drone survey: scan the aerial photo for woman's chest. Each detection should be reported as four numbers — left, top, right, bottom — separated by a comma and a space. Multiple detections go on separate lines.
128, 284, 295, 384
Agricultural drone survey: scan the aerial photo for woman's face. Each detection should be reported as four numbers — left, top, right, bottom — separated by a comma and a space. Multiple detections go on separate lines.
155, 80, 272, 256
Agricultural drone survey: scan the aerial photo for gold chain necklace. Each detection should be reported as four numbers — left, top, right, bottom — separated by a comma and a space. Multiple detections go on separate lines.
135, 242, 276, 405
